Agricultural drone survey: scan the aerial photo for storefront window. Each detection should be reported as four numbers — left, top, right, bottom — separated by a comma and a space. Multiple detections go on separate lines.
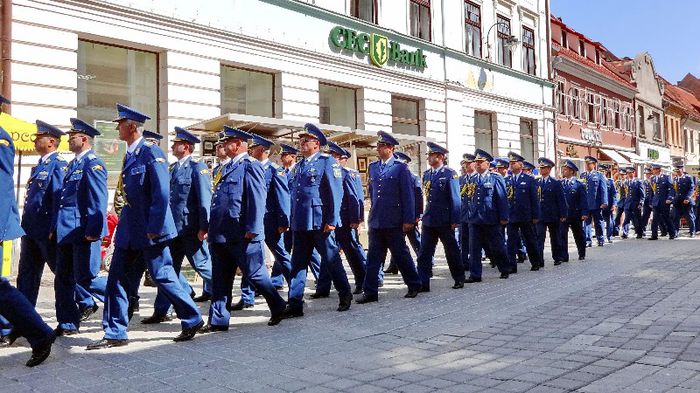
77, 40, 158, 186
220, 65, 274, 117
474, 111, 495, 152
319, 83, 356, 128
391, 96, 420, 135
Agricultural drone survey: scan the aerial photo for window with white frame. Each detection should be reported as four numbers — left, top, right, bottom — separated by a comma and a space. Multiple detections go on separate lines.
586, 92, 596, 124
464, 1, 481, 57
522, 27, 536, 75
410, 0, 431, 41
601, 98, 608, 126
638, 105, 645, 137
474, 111, 495, 152
319, 83, 357, 128
391, 96, 421, 135
557, 81, 566, 115
570, 87, 580, 119
496, 15, 512, 67
520, 118, 536, 162
652, 112, 661, 140
351, 0, 377, 23
613, 99, 621, 129
221, 65, 275, 117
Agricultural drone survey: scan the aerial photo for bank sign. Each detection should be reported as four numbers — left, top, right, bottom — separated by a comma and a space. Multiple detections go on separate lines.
329, 26, 427, 69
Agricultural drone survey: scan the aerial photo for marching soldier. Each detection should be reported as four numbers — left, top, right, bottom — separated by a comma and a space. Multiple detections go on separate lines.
53, 118, 108, 334
505, 152, 542, 273
622, 167, 645, 238
613, 167, 627, 238
648, 163, 675, 240
580, 156, 608, 247
356, 131, 420, 303
523, 161, 536, 176
200, 126, 286, 331
283, 123, 353, 316
465, 149, 510, 282
495, 158, 509, 177
536, 158, 567, 266
560, 160, 588, 261
88, 104, 203, 349
211, 133, 228, 187
16, 121, 67, 307
0, 96, 55, 366
458, 153, 477, 273
235, 134, 293, 308
141, 127, 214, 324
672, 164, 696, 237
599, 164, 616, 243
695, 173, 700, 234
641, 167, 653, 236
416, 142, 465, 291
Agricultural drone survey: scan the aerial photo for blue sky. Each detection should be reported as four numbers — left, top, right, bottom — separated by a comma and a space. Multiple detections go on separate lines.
551, 0, 699, 84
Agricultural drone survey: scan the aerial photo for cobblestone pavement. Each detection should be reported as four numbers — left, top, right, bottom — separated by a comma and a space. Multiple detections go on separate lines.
2, 236, 700, 392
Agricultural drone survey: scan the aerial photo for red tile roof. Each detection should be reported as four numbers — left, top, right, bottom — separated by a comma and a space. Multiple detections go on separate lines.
556, 46, 636, 90
662, 79, 700, 122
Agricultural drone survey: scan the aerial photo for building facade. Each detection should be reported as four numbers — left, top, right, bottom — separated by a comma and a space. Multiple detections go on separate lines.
2, 0, 554, 210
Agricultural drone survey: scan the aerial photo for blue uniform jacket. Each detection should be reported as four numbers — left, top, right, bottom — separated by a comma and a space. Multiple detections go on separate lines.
340, 166, 363, 226
643, 179, 653, 208
606, 178, 616, 209
623, 178, 645, 210
459, 173, 477, 224
505, 172, 540, 223
289, 153, 343, 231
209, 154, 266, 243
262, 160, 291, 229
673, 174, 695, 205
367, 158, 415, 229
114, 139, 177, 249
55, 149, 108, 244
562, 178, 589, 219
169, 156, 212, 235
615, 179, 626, 208
538, 177, 567, 222
467, 172, 509, 225
0, 127, 24, 241
651, 174, 675, 208
421, 166, 460, 227
411, 172, 423, 220
580, 171, 608, 210
22, 152, 66, 240
352, 168, 366, 220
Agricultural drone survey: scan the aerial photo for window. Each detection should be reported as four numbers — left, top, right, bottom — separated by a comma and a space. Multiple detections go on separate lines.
391, 96, 420, 135
410, 0, 431, 41
520, 119, 536, 161
613, 100, 621, 129
638, 105, 645, 137
684, 129, 689, 151
623, 105, 632, 132
522, 27, 536, 75
77, 40, 158, 186
496, 15, 512, 67
570, 87, 580, 119
319, 83, 356, 128
351, 0, 376, 23
556, 81, 565, 115
652, 112, 661, 140
561, 30, 568, 48
464, 1, 481, 57
578, 40, 586, 57
595, 50, 601, 65
586, 92, 595, 124
474, 111, 495, 152
220, 65, 274, 117
601, 98, 608, 126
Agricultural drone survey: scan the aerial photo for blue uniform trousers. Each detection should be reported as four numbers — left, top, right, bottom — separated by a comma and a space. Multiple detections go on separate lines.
468, 224, 509, 279
0, 277, 54, 347
651, 205, 675, 238
584, 208, 605, 245
695, 205, 700, 233
287, 230, 351, 311
316, 225, 366, 294
241, 225, 293, 303
459, 223, 470, 273
363, 227, 421, 297
54, 240, 106, 330
674, 203, 696, 236
102, 243, 202, 340
417, 225, 465, 287
623, 207, 643, 237
208, 241, 285, 327
153, 234, 211, 316
536, 221, 563, 264
507, 222, 541, 271
386, 225, 422, 281
613, 207, 624, 237
602, 208, 614, 241
641, 206, 652, 235
274, 231, 321, 286
560, 218, 586, 260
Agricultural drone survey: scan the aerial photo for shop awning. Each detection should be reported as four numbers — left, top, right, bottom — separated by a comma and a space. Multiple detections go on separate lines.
600, 148, 631, 166
617, 150, 648, 164
0, 113, 69, 153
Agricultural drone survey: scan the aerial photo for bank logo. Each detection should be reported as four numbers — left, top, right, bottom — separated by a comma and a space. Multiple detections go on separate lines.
370, 33, 388, 67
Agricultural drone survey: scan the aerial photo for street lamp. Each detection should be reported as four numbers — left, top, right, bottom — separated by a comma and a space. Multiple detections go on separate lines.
484, 22, 519, 63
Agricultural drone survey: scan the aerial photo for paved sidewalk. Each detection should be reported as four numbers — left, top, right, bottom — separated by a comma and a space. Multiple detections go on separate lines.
1, 237, 700, 392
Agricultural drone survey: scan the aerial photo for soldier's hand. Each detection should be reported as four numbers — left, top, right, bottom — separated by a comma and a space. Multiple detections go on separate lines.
684, 199, 690, 205
532, 219, 539, 224
147, 233, 159, 240
601, 204, 608, 209
560, 217, 566, 223
323, 224, 335, 233
198, 229, 208, 241
451, 224, 459, 230
402, 223, 414, 233
244, 232, 256, 240
350, 223, 359, 229
666, 200, 672, 205
581, 215, 588, 221
85, 235, 99, 241
499, 219, 508, 226
278, 226, 288, 234
49, 232, 54, 240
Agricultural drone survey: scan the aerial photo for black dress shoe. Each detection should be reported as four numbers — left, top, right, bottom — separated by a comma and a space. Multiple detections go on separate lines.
511, 267, 518, 274
1, 330, 19, 346
192, 294, 211, 303
230, 300, 254, 311
80, 304, 99, 322
141, 314, 173, 324
26, 336, 55, 367
309, 292, 330, 299
465, 277, 482, 283
337, 294, 353, 312
578, 255, 585, 261
54, 327, 79, 336
648, 237, 659, 240
173, 320, 205, 342
281, 306, 304, 319
418, 286, 430, 293
383, 265, 399, 274
404, 288, 419, 298
143, 271, 157, 287
553, 261, 562, 266
530, 266, 540, 271
500, 273, 509, 279
352, 286, 364, 295
86, 338, 128, 350
452, 281, 464, 289
356, 294, 378, 304
198, 324, 228, 333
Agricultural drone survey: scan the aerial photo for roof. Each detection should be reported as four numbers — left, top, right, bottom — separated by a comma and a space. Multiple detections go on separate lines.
661, 79, 700, 122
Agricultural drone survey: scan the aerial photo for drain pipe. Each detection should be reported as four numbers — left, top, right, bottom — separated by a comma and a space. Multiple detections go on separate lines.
1, 0, 11, 113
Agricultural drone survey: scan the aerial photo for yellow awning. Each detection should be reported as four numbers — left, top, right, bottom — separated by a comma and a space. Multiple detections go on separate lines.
0, 113, 69, 153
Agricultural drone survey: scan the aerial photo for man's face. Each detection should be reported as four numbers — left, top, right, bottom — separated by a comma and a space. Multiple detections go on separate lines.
33, 134, 56, 155
428, 152, 443, 167
540, 166, 551, 177
116, 120, 132, 141
467, 161, 475, 173
497, 167, 508, 176
223, 138, 241, 157
215, 144, 226, 160
171, 141, 190, 158
68, 133, 87, 154
562, 166, 573, 178
249, 145, 265, 160
475, 160, 489, 173
652, 168, 661, 176
280, 153, 295, 167
586, 161, 596, 171
627, 171, 635, 179
298, 137, 319, 156
510, 161, 522, 172
376, 143, 393, 160
645, 172, 652, 179
674, 169, 682, 177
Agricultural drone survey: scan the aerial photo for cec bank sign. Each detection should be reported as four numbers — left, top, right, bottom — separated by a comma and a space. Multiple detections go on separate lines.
329, 26, 427, 69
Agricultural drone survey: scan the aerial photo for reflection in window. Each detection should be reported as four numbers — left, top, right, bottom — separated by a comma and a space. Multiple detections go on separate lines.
474, 111, 495, 152
351, 0, 376, 23
392, 96, 420, 135
653, 112, 661, 140
522, 27, 536, 75
410, 0, 431, 41
221, 65, 274, 117
464, 1, 481, 57
520, 119, 536, 162
496, 15, 512, 67
319, 83, 357, 128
